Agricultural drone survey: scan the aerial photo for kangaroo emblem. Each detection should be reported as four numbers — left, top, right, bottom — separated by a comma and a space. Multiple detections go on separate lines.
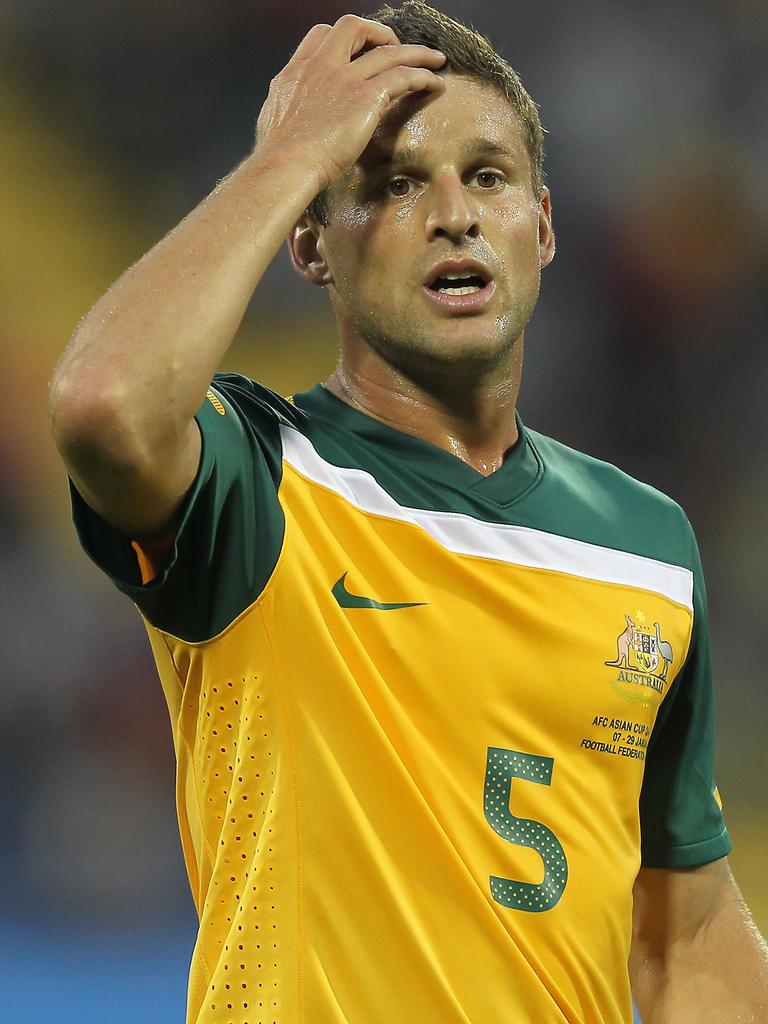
605, 615, 635, 668
653, 622, 674, 681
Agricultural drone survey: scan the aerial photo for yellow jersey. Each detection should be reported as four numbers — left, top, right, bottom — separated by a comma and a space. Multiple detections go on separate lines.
71, 374, 730, 1024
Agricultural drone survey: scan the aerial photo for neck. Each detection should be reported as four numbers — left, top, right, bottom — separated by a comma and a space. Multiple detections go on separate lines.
325, 338, 524, 477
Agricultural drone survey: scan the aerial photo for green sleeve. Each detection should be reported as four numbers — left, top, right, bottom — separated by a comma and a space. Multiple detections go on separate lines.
639, 520, 732, 867
69, 374, 285, 642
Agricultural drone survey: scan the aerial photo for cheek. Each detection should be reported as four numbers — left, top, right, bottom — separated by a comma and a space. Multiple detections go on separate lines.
334, 202, 375, 233
331, 227, 405, 296
493, 195, 540, 236
325, 203, 391, 280
324, 206, 376, 284
492, 202, 543, 272
392, 195, 420, 228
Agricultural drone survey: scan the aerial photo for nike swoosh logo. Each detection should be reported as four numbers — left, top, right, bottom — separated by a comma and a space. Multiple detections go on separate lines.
331, 572, 428, 611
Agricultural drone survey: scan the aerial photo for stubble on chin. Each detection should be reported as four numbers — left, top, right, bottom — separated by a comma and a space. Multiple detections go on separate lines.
342, 288, 534, 378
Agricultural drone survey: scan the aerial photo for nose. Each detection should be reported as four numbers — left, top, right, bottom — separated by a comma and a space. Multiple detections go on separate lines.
425, 173, 481, 243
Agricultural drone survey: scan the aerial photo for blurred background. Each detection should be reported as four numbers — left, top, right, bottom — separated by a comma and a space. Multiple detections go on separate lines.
1, 0, 766, 1019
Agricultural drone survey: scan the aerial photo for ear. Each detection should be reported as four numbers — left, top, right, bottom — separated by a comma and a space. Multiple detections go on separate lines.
287, 215, 333, 287
537, 187, 556, 269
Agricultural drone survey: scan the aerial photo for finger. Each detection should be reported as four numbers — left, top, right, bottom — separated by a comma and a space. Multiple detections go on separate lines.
373, 66, 447, 107
318, 14, 400, 61
351, 43, 446, 80
290, 23, 333, 62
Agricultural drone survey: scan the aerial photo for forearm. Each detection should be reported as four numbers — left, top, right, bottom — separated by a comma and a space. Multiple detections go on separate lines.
631, 885, 768, 1023
50, 146, 321, 458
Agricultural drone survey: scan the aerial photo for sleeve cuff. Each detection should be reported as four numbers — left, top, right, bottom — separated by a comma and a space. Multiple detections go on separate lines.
641, 826, 732, 868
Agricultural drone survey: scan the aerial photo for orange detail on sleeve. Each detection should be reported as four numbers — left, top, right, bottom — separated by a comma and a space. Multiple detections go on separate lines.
131, 531, 175, 585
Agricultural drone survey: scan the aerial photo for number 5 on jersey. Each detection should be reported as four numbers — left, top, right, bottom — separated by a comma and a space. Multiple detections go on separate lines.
484, 747, 569, 912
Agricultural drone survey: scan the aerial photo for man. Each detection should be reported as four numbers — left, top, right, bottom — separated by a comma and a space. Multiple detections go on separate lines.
49, 3, 767, 1022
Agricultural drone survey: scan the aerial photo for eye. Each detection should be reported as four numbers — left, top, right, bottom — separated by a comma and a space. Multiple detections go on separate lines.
384, 177, 416, 198
471, 170, 505, 189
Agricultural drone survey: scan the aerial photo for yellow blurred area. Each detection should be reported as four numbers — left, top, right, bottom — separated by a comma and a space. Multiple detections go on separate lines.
0, 69, 141, 537
727, 809, 768, 926
0, 67, 337, 547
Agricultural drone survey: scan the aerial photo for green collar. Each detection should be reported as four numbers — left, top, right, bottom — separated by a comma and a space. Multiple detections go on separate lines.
293, 384, 543, 507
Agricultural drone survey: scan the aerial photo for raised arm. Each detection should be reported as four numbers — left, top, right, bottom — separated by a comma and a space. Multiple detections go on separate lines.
630, 858, 768, 1023
49, 15, 446, 539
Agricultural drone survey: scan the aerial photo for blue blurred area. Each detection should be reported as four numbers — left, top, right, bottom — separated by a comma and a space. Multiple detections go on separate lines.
1, 920, 195, 1023
0, 919, 643, 1023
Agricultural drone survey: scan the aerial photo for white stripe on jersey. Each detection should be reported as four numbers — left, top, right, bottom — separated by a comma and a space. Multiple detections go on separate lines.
279, 425, 694, 610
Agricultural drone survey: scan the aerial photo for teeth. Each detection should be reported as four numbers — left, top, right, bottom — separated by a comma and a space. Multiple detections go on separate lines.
438, 285, 481, 295
443, 271, 477, 280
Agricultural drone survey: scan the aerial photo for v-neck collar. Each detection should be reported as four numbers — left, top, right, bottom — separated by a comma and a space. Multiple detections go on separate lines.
293, 384, 544, 507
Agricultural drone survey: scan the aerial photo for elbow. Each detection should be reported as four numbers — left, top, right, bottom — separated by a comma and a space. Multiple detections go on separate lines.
49, 371, 145, 473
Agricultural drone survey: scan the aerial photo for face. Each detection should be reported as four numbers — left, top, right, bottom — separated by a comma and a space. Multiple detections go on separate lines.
303, 75, 554, 381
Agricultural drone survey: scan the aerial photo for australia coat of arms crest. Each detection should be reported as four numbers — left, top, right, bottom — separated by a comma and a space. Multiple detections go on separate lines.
604, 611, 674, 703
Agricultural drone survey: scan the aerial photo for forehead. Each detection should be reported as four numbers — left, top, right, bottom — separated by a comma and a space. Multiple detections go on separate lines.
357, 74, 527, 170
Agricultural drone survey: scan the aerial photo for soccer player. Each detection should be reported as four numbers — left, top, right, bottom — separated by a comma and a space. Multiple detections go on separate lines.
49, 3, 767, 1022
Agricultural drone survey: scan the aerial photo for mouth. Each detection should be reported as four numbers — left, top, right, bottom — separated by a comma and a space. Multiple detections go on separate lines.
422, 259, 496, 313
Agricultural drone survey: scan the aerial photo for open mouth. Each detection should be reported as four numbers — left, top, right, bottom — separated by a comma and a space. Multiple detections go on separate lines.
422, 262, 495, 312
428, 272, 488, 295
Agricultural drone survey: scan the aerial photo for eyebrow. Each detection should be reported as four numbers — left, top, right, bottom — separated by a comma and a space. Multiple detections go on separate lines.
362, 136, 519, 171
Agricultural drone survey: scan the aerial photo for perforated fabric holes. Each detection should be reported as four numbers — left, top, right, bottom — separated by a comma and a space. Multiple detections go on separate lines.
193, 675, 282, 1023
